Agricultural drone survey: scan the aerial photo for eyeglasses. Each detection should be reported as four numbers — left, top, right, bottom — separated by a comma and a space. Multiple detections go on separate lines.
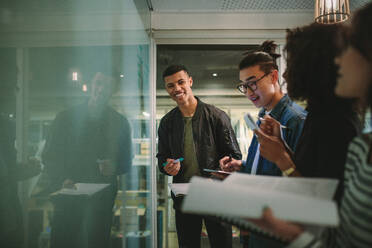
236, 72, 271, 94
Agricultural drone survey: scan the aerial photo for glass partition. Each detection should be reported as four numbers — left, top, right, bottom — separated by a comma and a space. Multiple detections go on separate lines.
0, 1, 153, 248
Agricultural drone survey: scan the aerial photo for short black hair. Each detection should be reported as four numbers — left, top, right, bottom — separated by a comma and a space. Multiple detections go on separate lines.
162, 64, 190, 79
239, 40, 281, 74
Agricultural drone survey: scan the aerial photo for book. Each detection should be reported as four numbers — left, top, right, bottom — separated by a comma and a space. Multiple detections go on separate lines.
51, 183, 110, 198
168, 183, 189, 197
223, 173, 338, 200
182, 173, 339, 231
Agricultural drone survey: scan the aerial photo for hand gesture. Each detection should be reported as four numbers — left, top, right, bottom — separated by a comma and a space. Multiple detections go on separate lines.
97, 159, 116, 176
163, 158, 181, 176
259, 115, 282, 138
250, 207, 304, 242
219, 156, 242, 172
62, 179, 76, 189
254, 129, 289, 168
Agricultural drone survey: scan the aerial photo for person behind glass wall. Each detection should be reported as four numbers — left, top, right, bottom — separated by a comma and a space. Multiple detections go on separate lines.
0, 84, 41, 248
218, 41, 307, 248
157, 65, 242, 248
248, 3, 372, 247
42, 72, 132, 248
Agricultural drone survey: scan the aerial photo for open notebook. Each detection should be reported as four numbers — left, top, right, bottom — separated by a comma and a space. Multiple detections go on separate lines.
182, 173, 339, 242
168, 183, 189, 197
51, 183, 110, 197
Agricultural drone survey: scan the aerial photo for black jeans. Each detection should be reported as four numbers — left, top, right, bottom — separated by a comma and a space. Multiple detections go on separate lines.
175, 210, 232, 248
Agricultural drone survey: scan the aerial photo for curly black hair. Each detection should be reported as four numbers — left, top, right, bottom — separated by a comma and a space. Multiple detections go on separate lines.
350, 2, 372, 114
284, 23, 348, 108
350, 2, 372, 63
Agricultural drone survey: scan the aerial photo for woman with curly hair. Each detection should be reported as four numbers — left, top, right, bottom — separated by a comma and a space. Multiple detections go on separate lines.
253, 2, 372, 247
256, 23, 360, 204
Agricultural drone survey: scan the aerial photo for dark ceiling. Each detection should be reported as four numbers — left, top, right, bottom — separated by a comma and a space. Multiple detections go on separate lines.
156, 44, 257, 91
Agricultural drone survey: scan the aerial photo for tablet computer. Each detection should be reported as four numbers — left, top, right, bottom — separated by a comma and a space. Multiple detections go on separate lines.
203, 168, 232, 175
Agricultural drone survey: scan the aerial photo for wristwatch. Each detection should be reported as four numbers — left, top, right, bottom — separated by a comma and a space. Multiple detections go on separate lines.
282, 166, 295, 176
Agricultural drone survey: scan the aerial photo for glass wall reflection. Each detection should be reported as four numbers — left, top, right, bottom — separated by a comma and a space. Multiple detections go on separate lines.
0, 1, 153, 248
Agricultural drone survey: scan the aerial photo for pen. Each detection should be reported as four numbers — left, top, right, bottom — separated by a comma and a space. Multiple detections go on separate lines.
162, 157, 184, 167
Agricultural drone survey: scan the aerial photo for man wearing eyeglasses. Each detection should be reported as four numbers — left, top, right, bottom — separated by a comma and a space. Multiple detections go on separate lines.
220, 41, 306, 177
219, 41, 307, 248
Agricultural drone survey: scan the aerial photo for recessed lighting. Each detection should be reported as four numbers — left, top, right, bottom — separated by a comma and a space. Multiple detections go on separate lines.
212, 73, 218, 77
72, 72, 78, 81
120, 74, 124, 78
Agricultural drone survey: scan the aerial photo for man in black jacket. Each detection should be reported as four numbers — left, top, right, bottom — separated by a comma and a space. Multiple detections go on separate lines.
157, 65, 242, 248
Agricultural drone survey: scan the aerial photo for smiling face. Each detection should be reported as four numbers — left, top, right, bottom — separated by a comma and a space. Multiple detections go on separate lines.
335, 46, 372, 101
239, 65, 279, 110
164, 70, 194, 106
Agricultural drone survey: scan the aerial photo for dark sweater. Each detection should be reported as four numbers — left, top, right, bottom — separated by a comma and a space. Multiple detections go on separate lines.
294, 102, 361, 204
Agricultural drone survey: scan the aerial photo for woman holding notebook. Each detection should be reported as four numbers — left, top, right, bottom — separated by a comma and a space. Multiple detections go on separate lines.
253, 3, 372, 247
254, 21, 361, 205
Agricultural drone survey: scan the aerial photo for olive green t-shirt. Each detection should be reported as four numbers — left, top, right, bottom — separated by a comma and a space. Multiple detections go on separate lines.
182, 117, 200, 182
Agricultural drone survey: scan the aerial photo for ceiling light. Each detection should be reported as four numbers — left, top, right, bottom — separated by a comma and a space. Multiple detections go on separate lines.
315, 0, 350, 24
72, 72, 78, 81
120, 74, 124, 78
212, 73, 218, 77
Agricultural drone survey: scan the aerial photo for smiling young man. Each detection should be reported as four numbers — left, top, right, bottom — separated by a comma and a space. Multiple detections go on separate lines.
157, 64, 242, 248
219, 41, 307, 248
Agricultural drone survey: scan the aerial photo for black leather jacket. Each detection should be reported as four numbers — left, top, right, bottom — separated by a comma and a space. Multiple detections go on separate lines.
157, 97, 242, 183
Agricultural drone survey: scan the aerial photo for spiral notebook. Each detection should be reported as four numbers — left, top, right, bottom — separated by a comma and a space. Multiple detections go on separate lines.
215, 214, 288, 244
182, 174, 339, 235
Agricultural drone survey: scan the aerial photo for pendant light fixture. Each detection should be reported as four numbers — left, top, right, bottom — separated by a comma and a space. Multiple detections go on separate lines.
315, 0, 350, 24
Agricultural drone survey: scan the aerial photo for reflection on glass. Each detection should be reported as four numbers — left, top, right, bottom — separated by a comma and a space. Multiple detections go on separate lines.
40, 72, 132, 248
0, 48, 42, 248
1, 0, 153, 247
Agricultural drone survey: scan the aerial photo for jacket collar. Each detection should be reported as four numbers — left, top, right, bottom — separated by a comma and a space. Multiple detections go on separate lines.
258, 94, 290, 120
193, 96, 203, 119
175, 96, 203, 119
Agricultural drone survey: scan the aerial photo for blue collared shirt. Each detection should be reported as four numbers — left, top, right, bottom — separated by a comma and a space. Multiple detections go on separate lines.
242, 94, 307, 176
